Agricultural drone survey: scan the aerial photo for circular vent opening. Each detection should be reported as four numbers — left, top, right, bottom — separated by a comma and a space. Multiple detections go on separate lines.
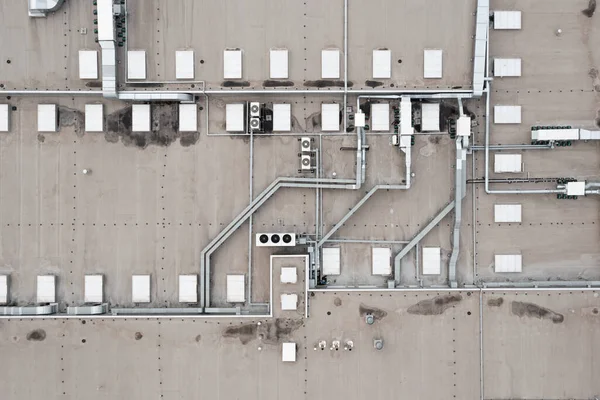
259, 234, 269, 244
302, 140, 310, 148
271, 234, 280, 243
302, 158, 311, 166
250, 119, 260, 127
251, 105, 260, 114
282, 234, 292, 243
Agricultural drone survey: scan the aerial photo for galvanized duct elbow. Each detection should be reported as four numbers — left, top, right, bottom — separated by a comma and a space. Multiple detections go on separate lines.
28, 0, 65, 17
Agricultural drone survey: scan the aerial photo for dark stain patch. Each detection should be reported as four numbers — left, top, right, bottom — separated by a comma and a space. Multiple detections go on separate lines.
58, 106, 85, 137
263, 80, 294, 87
589, 68, 598, 79
222, 80, 251, 87
359, 304, 388, 321
511, 301, 564, 324
429, 136, 442, 144
126, 82, 165, 88
333, 297, 342, 307
582, 0, 596, 17
37, 134, 45, 143
104, 103, 199, 148
487, 297, 504, 307
304, 80, 353, 88
223, 318, 303, 345
407, 294, 462, 315
223, 324, 257, 345
85, 81, 102, 88
452, 85, 463, 89
195, 334, 202, 342
134, 332, 143, 340
365, 80, 384, 88
26, 329, 46, 341
259, 318, 303, 345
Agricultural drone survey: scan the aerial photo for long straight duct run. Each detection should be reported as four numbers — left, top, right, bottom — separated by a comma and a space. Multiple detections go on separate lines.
97, 0, 118, 98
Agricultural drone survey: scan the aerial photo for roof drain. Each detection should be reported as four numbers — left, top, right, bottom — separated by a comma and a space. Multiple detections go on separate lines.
28, 0, 65, 17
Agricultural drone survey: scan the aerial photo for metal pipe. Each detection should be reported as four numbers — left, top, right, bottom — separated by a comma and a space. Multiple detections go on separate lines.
470, 144, 552, 151
479, 290, 484, 400
0, 89, 476, 96
343, 0, 348, 133
325, 239, 409, 244
448, 139, 465, 287
394, 201, 456, 285
247, 127, 255, 304
482, 280, 600, 288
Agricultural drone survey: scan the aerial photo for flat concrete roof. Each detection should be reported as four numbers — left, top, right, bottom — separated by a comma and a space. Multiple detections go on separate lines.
1, 290, 599, 400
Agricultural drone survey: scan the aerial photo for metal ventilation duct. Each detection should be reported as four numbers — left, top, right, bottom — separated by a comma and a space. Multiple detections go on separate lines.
28, 0, 65, 17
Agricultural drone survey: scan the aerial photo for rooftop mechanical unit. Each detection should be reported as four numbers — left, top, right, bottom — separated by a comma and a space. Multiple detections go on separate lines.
255, 233, 296, 247
301, 154, 313, 171
249, 116, 261, 132
300, 137, 312, 152
249, 102, 261, 118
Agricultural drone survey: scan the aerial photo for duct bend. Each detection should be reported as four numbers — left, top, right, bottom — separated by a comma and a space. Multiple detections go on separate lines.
28, 0, 66, 17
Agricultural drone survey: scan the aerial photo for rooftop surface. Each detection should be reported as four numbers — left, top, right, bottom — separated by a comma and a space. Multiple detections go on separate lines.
1, 0, 600, 399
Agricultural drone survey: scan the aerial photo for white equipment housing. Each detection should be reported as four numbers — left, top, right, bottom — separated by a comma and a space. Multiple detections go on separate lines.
372, 49, 392, 79
495, 254, 522, 273
0, 275, 8, 304
321, 103, 340, 131
566, 181, 585, 196
282, 342, 296, 362
175, 50, 194, 79
280, 267, 297, 284
37, 275, 56, 303
226, 103, 245, 132
371, 103, 390, 132
132, 104, 151, 132
0, 104, 8, 132
127, 50, 147, 80
422, 247, 441, 275
226, 274, 245, 303
224, 49, 243, 79
372, 247, 392, 275
132, 275, 151, 303
79, 50, 99, 79
494, 105, 521, 124
494, 58, 521, 77
423, 49, 443, 79
178, 274, 198, 303
38, 104, 58, 132
494, 204, 522, 223
301, 154, 312, 170
494, 11, 522, 30
532, 128, 579, 141
85, 104, 104, 132
179, 103, 197, 132
281, 294, 298, 311
322, 247, 341, 275
273, 103, 291, 132
494, 154, 522, 173
300, 137, 312, 152
270, 49, 289, 79
84, 275, 104, 303
249, 102, 261, 117
321, 49, 340, 79
255, 233, 297, 247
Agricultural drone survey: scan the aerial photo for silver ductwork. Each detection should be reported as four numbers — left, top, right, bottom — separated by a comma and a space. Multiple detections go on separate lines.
28, 0, 65, 17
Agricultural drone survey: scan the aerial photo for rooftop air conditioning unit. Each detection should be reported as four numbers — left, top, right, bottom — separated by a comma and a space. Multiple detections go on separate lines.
301, 154, 312, 170
255, 233, 296, 247
250, 102, 261, 118
300, 137, 312, 152
249, 116, 261, 132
